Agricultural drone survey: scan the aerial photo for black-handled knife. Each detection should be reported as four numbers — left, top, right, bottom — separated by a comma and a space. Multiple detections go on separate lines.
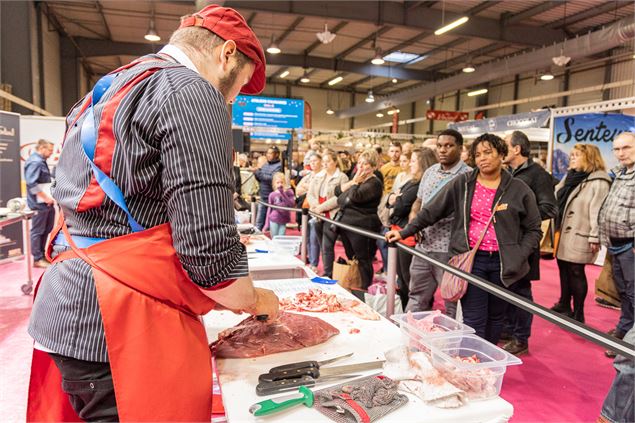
256, 374, 362, 396
267, 352, 353, 374
258, 360, 384, 383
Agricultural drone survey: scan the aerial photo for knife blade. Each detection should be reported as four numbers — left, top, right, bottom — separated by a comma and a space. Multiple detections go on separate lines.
267, 352, 354, 374
256, 373, 363, 396
258, 360, 384, 383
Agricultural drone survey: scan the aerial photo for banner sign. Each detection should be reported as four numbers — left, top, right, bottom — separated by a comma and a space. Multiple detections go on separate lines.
552, 113, 635, 180
449, 110, 550, 134
0, 111, 24, 260
426, 109, 468, 122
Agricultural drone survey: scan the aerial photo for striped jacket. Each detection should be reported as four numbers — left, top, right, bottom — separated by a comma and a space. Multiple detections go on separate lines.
28, 52, 248, 362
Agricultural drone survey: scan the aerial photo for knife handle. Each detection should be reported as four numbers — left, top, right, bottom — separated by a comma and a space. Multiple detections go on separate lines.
259, 366, 320, 383
256, 375, 316, 396
269, 361, 320, 374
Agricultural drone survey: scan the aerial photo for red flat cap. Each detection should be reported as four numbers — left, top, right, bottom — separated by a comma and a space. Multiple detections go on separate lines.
179, 5, 266, 94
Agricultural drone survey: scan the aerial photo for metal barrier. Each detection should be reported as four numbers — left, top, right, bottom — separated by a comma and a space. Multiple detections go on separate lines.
252, 199, 635, 359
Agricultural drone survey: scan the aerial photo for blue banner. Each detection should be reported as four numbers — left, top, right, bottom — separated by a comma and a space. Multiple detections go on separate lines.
232, 95, 304, 141
552, 113, 635, 180
449, 110, 550, 134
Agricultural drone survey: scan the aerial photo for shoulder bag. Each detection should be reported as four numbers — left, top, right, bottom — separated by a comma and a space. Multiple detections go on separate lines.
440, 196, 502, 302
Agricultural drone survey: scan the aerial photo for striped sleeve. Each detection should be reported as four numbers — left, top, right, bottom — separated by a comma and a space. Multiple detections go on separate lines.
158, 80, 248, 287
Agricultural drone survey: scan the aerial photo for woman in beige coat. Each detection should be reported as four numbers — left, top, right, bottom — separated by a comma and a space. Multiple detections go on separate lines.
552, 144, 611, 322
308, 150, 349, 276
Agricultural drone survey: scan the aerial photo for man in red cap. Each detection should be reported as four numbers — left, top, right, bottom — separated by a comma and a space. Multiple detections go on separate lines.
27, 5, 277, 421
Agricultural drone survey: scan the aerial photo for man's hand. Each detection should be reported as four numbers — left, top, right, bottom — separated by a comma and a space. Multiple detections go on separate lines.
244, 288, 280, 321
385, 230, 402, 243
589, 242, 600, 254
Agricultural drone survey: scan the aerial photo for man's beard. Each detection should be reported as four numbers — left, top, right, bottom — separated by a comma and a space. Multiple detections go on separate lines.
218, 64, 242, 102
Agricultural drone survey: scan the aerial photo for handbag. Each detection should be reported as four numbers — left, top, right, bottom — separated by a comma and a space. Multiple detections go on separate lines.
440, 196, 502, 302
333, 257, 363, 292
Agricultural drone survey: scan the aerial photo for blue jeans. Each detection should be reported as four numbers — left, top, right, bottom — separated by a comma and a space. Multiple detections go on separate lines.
269, 222, 287, 237
31, 206, 55, 261
612, 247, 634, 336
601, 327, 635, 423
376, 226, 390, 273
308, 218, 321, 267
503, 277, 533, 344
256, 202, 268, 230
460, 251, 508, 344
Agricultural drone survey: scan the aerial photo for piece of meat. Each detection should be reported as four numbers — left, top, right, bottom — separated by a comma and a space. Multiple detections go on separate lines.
212, 312, 340, 358
280, 289, 380, 320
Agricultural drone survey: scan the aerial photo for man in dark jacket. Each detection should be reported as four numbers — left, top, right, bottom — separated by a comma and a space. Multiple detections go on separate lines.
254, 146, 282, 229
502, 130, 557, 355
24, 139, 55, 268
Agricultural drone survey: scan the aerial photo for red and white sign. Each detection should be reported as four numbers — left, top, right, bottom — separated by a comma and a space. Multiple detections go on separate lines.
425, 109, 468, 122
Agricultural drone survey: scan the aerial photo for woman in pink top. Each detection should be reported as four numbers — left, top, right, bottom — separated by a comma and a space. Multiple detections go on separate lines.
387, 133, 542, 344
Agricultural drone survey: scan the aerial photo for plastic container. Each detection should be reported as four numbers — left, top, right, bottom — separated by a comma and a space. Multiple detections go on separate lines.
391, 311, 475, 353
272, 235, 302, 255
427, 334, 522, 400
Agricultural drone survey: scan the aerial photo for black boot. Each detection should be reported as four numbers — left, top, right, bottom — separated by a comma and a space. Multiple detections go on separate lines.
572, 306, 585, 323
550, 302, 573, 317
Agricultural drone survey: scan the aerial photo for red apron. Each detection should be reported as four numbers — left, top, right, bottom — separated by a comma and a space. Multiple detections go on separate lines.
27, 216, 218, 421
26, 56, 223, 421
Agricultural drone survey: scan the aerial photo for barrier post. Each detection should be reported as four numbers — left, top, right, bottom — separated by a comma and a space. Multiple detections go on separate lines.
301, 208, 309, 263
385, 243, 398, 318
250, 196, 257, 226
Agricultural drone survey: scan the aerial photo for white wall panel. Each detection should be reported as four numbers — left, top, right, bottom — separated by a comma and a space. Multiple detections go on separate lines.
567, 68, 605, 105
41, 11, 62, 116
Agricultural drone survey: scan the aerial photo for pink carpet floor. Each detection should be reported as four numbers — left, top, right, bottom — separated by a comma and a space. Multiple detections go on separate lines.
0, 248, 620, 421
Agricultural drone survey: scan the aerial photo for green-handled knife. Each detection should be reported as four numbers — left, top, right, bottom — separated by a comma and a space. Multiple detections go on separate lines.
248, 386, 314, 417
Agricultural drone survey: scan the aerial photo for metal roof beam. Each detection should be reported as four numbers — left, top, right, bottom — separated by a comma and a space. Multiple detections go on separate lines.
72, 37, 442, 81
277, 16, 304, 44
335, 25, 392, 60
223, 1, 567, 46
547, 1, 626, 28
504, 1, 563, 26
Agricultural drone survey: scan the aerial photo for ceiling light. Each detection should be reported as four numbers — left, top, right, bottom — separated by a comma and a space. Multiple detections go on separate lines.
434, 16, 469, 36
540, 72, 554, 81
365, 90, 375, 103
279, 70, 289, 78
376, 112, 384, 118
144, 18, 161, 42
462, 63, 476, 73
316, 23, 336, 44
383, 51, 425, 64
387, 108, 400, 115
371, 49, 385, 65
467, 88, 488, 97
266, 35, 281, 54
328, 76, 343, 86
392, 78, 398, 84
326, 107, 335, 115
300, 70, 310, 83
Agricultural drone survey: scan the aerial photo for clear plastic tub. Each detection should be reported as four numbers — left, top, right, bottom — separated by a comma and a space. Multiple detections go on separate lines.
391, 311, 475, 353
272, 236, 302, 255
427, 334, 522, 400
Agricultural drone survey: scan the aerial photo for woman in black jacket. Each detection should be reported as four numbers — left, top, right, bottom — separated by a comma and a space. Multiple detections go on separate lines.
334, 149, 383, 291
387, 148, 438, 307
386, 134, 542, 344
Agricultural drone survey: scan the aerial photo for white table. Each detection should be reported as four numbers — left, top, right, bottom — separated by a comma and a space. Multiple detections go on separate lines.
203, 278, 514, 423
245, 236, 306, 278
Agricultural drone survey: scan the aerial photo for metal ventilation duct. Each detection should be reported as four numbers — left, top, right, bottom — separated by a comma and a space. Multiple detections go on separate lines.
336, 16, 635, 119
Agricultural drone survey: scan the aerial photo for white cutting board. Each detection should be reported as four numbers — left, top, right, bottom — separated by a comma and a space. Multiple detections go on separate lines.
202, 280, 514, 422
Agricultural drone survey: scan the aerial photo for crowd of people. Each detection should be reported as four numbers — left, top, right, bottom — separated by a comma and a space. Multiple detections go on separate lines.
238, 130, 634, 362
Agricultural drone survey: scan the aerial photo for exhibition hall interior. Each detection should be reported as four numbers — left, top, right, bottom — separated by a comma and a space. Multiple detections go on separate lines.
0, 1, 634, 422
